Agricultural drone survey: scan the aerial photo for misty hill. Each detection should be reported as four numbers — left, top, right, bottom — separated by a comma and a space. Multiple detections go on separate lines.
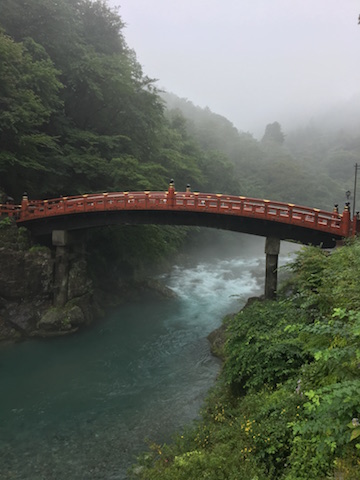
285, 103, 360, 199
161, 91, 360, 211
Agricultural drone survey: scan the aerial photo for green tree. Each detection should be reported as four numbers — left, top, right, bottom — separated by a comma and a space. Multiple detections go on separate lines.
0, 31, 62, 197
0, 0, 167, 197
261, 121, 285, 145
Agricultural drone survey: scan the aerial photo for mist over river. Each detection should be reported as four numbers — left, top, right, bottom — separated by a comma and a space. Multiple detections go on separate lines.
0, 233, 300, 480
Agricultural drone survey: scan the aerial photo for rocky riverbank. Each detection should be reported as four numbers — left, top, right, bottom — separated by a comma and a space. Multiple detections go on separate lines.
0, 221, 176, 342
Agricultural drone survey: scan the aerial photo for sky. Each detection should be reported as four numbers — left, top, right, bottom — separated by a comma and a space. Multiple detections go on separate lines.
108, 0, 360, 136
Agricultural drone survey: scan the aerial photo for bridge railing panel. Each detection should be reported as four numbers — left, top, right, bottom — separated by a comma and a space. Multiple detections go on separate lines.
0, 204, 21, 218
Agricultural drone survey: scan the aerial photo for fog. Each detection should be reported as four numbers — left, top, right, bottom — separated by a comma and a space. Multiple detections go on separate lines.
108, 0, 360, 137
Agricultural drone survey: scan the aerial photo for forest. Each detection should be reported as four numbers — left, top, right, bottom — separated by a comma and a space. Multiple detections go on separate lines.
1, 1, 360, 478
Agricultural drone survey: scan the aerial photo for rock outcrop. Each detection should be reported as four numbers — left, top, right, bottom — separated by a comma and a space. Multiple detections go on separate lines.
0, 221, 95, 341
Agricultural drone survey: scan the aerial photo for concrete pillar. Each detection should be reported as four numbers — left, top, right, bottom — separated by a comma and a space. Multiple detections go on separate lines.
53, 246, 70, 306
52, 230, 69, 247
52, 230, 70, 307
265, 237, 280, 300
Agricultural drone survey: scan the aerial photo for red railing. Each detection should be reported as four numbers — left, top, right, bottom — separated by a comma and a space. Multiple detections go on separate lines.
0, 190, 353, 238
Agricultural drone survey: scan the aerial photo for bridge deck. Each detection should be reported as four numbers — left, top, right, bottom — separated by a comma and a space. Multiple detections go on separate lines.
0, 190, 355, 246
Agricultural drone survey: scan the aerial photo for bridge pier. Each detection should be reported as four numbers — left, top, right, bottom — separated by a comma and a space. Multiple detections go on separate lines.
52, 230, 70, 307
264, 237, 280, 300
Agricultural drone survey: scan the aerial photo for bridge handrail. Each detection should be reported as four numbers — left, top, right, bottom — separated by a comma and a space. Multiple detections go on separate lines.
0, 190, 351, 237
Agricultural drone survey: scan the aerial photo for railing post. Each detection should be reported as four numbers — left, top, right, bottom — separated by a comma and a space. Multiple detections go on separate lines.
265, 237, 280, 300
60, 196, 66, 214
314, 208, 320, 227
341, 203, 351, 237
216, 194, 222, 212
104, 192, 110, 210
145, 191, 150, 208
20, 192, 29, 220
288, 203, 294, 221
239, 196, 245, 214
264, 199, 269, 218
167, 179, 175, 207
331, 204, 339, 228
194, 192, 199, 208
352, 214, 359, 237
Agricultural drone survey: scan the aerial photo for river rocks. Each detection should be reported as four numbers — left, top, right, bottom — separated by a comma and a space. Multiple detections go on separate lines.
0, 248, 53, 299
68, 259, 92, 299
36, 304, 84, 334
0, 309, 22, 341
34, 295, 95, 337
207, 322, 228, 359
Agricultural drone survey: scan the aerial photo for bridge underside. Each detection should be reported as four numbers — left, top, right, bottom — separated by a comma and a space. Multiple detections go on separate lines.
20, 210, 341, 248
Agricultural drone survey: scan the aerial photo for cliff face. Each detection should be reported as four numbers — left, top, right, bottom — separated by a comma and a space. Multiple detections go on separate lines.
0, 222, 94, 341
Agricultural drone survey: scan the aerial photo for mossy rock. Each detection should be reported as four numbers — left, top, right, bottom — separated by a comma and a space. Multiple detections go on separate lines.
37, 304, 85, 332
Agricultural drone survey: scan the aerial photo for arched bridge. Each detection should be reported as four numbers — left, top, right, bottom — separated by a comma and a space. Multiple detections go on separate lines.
0, 186, 357, 248
2, 185, 359, 301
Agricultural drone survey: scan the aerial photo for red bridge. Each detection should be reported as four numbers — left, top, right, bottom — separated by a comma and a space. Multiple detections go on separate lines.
0, 185, 357, 248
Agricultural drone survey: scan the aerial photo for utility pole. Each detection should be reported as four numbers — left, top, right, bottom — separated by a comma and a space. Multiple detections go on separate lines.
353, 163, 358, 217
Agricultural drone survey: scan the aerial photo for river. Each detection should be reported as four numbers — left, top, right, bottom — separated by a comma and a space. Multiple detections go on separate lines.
0, 233, 299, 480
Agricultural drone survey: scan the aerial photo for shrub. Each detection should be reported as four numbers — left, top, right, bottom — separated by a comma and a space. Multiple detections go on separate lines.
223, 299, 306, 393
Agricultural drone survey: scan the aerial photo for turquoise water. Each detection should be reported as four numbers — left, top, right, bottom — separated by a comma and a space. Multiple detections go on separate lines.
0, 236, 297, 479
1, 298, 223, 479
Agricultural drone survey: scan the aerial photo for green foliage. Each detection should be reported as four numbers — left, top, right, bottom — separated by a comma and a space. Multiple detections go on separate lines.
0, 31, 63, 195
223, 299, 306, 393
130, 240, 360, 480
0, 0, 166, 199
289, 242, 360, 314
286, 380, 360, 479
157, 116, 204, 191
0, 217, 13, 229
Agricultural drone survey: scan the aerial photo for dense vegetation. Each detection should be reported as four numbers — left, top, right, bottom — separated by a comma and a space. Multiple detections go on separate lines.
129, 240, 360, 479
0, 0, 227, 199
0, 0, 239, 274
